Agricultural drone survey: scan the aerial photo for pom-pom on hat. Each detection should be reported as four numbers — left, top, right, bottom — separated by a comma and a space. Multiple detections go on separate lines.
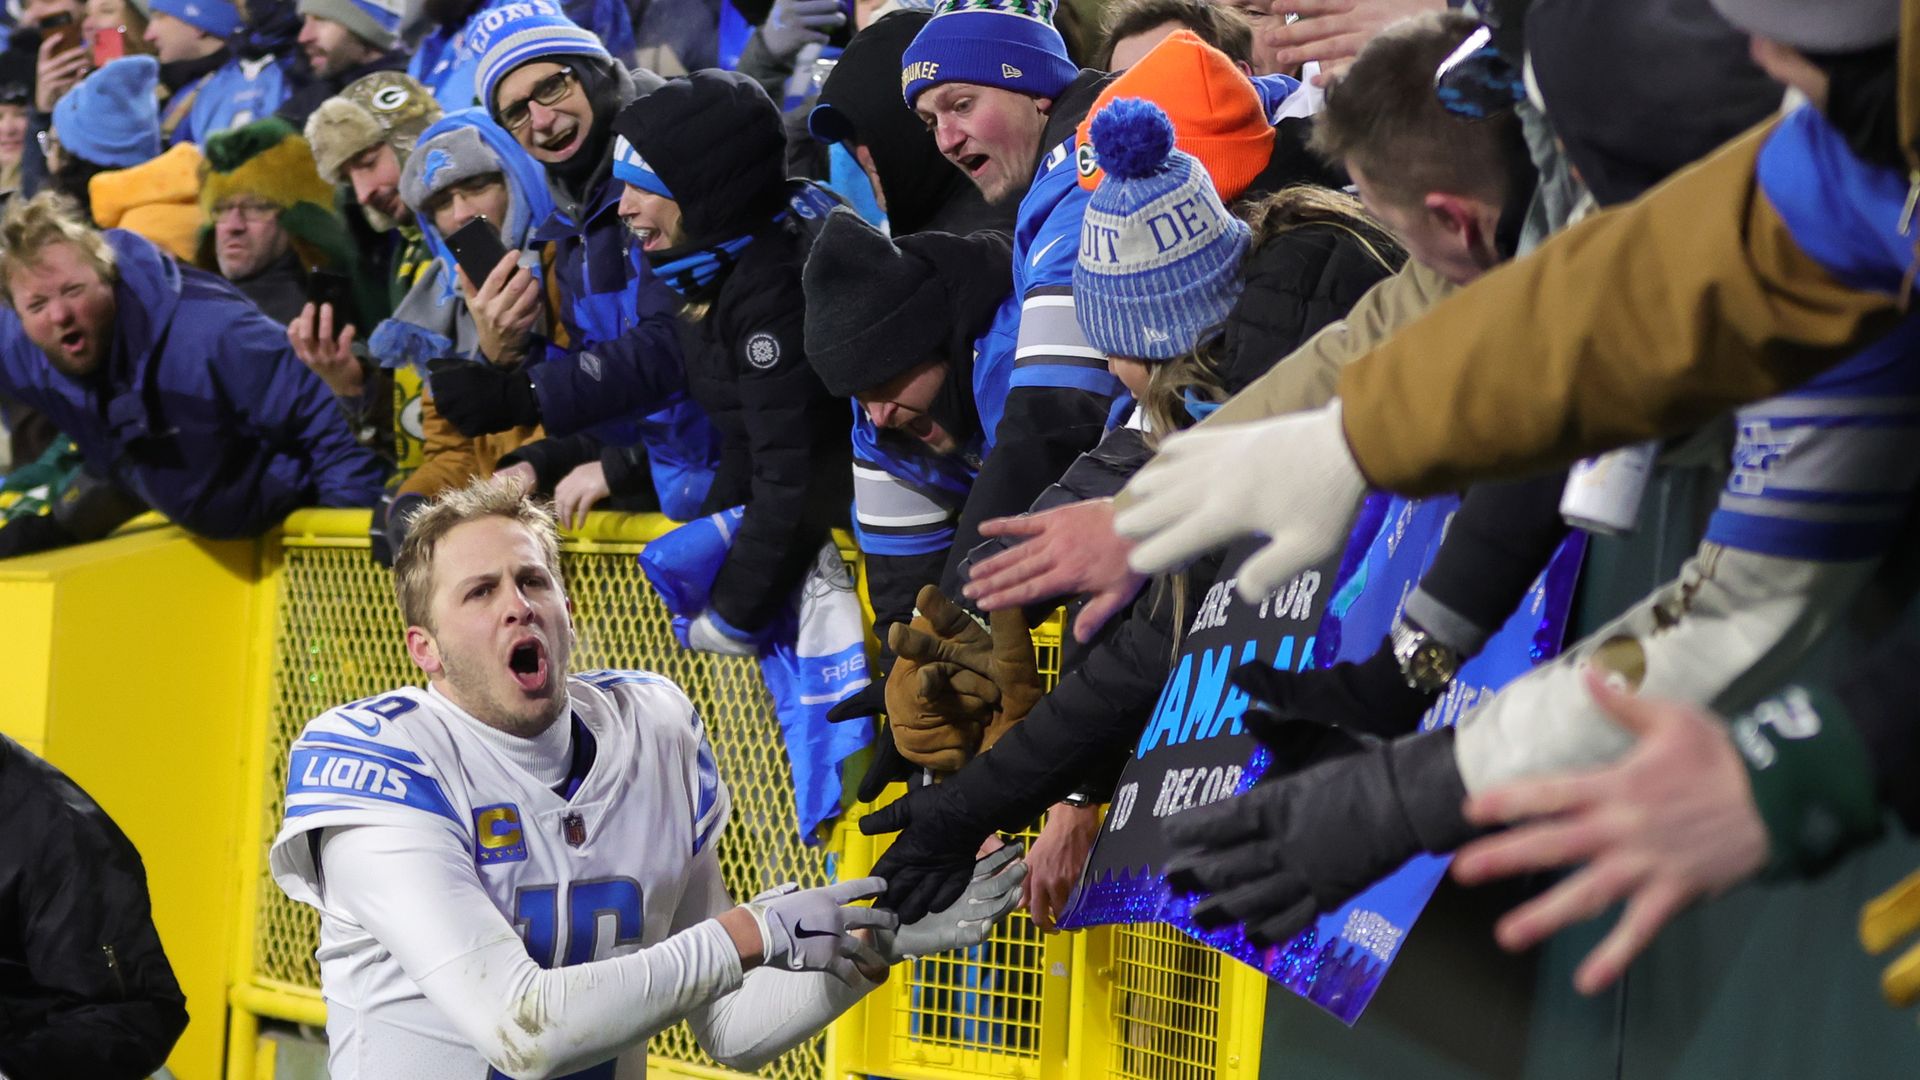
1072, 31, 1273, 201
1073, 97, 1250, 363
899, 0, 1078, 109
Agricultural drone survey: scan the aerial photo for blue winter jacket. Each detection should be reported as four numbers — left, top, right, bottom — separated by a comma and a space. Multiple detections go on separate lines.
167, 54, 291, 147
0, 231, 386, 537
526, 154, 723, 519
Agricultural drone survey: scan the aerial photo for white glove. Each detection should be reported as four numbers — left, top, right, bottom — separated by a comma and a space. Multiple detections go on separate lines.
687, 609, 758, 656
875, 843, 1027, 963
1116, 400, 1367, 602
743, 876, 897, 984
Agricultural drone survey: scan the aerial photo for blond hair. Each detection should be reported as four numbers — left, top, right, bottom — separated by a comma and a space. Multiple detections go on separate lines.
392, 478, 564, 630
0, 191, 117, 305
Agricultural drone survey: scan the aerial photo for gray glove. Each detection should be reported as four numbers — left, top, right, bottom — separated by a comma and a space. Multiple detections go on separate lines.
744, 876, 897, 983
759, 0, 845, 61
876, 843, 1027, 963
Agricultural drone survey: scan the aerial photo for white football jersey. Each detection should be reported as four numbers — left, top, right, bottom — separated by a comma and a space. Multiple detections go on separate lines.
269, 670, 730, 1080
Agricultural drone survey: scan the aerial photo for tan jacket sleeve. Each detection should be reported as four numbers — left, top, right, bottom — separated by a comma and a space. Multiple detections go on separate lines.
398, 390, 482, 499
1336, 119, 1905, 496
1201, 259, 1456, 429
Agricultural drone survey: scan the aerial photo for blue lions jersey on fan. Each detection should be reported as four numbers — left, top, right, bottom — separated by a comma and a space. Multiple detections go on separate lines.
269, 670, 727, 1080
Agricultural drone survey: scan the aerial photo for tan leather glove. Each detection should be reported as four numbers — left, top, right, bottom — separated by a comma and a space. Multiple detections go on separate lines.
885, 586, 997, 771
1861, 865, 1920, 1012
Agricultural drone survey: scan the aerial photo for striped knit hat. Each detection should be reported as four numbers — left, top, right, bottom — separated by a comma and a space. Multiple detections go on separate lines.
1073, 99, 1249, 362
470, 0, 612, 115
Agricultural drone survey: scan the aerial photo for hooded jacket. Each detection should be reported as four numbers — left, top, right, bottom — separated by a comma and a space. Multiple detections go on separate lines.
0, 230, 387, 538
0, 735, 188, 1079
614, 70, 852, 633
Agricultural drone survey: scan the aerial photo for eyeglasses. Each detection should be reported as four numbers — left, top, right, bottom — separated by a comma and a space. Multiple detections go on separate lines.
1433, 24, 1525, 121
498, 69, 578, 132
214, 200, 281, 224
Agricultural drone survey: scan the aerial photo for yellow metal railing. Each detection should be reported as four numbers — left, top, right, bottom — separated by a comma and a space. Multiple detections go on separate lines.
226, 509, 1264, 1080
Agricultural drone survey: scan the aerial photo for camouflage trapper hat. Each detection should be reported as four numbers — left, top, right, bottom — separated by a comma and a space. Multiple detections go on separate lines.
305, 70, 443, 185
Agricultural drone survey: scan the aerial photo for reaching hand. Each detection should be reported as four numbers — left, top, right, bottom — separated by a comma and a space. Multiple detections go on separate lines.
1261, 0, 1446, 84
687, 609, 758, 656
289, 303, 363, 398
554, 460, 611, 529
492, 461, 538, 493
861, 782, 988, 923
1116, 401, 1366, 603
1451, 671, 1769, 995
884, 586, 998, 771
1163, 726, 1473, 946
877, 844, 1027, 962
742, 876, 898, 985
427, 358, 541, 437
1021, 803, 1101, 932
1230, 638, 1438, 742
459, 253, 540, 368
964, 499, 1144, 644
760, 0, 846, 61
825, 681, 922, 803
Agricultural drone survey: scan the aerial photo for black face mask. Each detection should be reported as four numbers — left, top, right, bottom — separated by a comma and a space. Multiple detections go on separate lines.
1811, 43, 1903, 172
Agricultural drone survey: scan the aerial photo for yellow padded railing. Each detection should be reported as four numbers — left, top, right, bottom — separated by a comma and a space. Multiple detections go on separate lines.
228, 509, 1263, 1080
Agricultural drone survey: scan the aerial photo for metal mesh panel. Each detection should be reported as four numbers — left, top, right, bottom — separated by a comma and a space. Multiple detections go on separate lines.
254, 539, 831, 1080
1106, 924, 1224, 1080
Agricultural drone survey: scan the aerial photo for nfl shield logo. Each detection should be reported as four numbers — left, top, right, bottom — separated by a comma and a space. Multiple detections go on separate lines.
563, 812, 587, 848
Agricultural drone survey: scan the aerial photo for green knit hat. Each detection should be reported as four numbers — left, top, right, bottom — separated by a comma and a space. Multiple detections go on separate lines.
199, 117, 356, 274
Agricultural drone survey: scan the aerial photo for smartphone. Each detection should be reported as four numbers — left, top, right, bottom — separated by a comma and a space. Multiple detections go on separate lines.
305, 270, 357, 333
446, 216, 511, 289
90, 27, 124, 66
39, 13, 82, 56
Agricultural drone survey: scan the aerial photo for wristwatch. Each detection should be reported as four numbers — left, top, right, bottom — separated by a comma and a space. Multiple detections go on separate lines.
1389, 617, 1461, 694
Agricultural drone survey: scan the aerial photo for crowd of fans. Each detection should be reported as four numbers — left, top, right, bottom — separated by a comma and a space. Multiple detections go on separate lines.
3, 0, 1920, 1073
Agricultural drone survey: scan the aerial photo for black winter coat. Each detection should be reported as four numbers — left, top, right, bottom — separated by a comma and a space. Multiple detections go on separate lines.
0, 737, 187, 1079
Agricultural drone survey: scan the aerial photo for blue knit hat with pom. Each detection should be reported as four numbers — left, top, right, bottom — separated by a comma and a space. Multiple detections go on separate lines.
1073, 98, 1250, 362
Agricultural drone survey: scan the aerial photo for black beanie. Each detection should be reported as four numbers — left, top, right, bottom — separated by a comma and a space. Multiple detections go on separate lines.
803, 207, 1011, 397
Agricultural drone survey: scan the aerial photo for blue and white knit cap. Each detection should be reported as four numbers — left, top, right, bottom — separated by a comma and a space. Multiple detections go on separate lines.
296, 0, 406, 50
899, 0, 1078, 109
470, 0, 612, 115
1073, 98, 1250, 362
147, 0, 242, 39
611, 135, 671, 198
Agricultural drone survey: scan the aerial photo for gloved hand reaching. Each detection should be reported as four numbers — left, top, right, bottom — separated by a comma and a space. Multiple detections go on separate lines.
759, 0, 846, 62
826, 679, 922, 803
427, 358, 541, 437
1117, 400, 1366, 602
886, 585, 1043, 771
1230, 637, 1439, 743
875, 843, 1027, 963
1163, 726, 1477, 946
861, 781, 988, 923
687, 609, 758, 656
742, 876, 898, 985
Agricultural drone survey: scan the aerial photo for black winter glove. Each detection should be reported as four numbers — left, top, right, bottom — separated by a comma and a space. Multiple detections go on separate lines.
860, 781, 991, 923
827, 679, 921, 803
428, 359, 541, 437
0, 513, 75, 558
1229, 636, 1439, 742
1163, 726, 1478, 946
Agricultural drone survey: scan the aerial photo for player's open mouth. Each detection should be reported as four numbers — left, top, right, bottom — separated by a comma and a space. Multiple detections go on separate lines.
508, 638, 548, 692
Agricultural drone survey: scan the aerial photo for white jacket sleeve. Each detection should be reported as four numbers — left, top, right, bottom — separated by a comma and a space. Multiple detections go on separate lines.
1453, 544, 1877, 793
677, 853, 879, 1071
318, 825, 747, 1080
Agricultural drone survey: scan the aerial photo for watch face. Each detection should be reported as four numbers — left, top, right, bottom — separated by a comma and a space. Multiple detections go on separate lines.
1409, 643, 1456, 686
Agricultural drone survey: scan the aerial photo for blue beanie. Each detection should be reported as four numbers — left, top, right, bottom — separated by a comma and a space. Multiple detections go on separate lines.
469, 0, 613, 115
53, 57, 161, 170
1073, 99, 1250, 362
900, 0, 1078, 109
611, 134, 672, 198
147, 0, 242, 38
